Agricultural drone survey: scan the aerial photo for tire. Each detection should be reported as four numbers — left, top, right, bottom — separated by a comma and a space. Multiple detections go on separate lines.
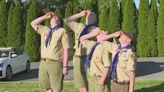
5, 66, 12, 81
25, 61, 30, 73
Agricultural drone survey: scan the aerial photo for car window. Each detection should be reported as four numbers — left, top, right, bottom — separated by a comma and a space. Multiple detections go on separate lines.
0, 50, 10, 58
16, 49, 23, 55
11, 48, 18, 55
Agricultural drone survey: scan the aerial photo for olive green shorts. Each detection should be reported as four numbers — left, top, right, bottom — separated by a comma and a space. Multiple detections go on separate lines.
39, 60, 63, 91
87, 73, 110, 92
73, 55, 88, 88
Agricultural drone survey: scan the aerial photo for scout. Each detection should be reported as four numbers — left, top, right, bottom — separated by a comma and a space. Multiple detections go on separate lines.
82, 31, 111, 92
31, 12, 70, 92
97, 31, 136, 92
64, 10, 100, 92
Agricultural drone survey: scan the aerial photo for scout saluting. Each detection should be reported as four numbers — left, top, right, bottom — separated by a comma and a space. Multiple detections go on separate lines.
81, 31, 111, 92
64, 10, 100, 92
31, 12, 70, 92
97, 31, 136, 92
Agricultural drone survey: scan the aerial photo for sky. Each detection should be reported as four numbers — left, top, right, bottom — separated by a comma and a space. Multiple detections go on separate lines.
134, 0, 140, 9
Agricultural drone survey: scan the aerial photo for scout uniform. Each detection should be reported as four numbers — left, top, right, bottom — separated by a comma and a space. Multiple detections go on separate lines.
36, 25, 70, 90
83, 40, 111, 92
64, 20, 100, 88
103, 42, 136, 92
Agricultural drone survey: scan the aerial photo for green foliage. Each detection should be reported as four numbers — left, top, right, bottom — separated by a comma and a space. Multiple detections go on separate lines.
147, 1, 158, 57
24, 0, 40, 62
64, 1, 75, 59
157, 0, 164, 56
137, 0, 149, 57
98, 2, 110, 31
0, 0, 8, 47
122, 0, 136, 33
7, 1, 24, 50
108, 0, 120, 32
7, 3, 14, 46
55, 6, 64, 18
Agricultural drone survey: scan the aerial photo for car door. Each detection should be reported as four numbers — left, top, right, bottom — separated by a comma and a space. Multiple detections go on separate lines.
16, 49, 26, 71
10, 48, 20, 74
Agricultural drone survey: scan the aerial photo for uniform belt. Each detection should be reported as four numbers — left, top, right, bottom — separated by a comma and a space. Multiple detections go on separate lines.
88, 73, 101, 77
113, 80, 129, 85
41, 58, 57, 62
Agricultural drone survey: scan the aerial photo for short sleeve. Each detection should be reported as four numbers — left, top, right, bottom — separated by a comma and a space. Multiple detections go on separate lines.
103, 41, 117, 53
64, 19, 84, 33
82, 40, 96, 49
61, 29, 70, 49
102, 49, 111, 67
127, 52, 136, 71
36, 25, 48, 35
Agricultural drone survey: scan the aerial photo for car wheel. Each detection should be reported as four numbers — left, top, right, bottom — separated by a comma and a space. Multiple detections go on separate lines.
25, 61, 30, 73
5, 66, 12, 81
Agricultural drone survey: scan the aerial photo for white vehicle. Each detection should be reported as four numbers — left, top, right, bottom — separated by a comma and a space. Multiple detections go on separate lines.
0, 47, 30, 81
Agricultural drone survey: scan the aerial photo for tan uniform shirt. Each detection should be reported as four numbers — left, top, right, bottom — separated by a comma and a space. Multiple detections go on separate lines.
103, 42, 136, 82
64, 20, 100, 56
36, 25, 70, 61
83, 40, 111, 77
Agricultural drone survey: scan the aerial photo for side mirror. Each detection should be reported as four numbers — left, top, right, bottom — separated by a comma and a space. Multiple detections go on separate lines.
11, 54, 17, 58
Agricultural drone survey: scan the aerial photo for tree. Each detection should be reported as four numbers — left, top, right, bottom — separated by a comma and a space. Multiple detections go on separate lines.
24, 0, 40, 62
120, 0, 126, 25
64, 1, 75, 59
157, 0, 164, 56
7, 1, 24, 50
122, 0, 137, 33
0, 0, 8, 47
7, 3, 13, 46
137, 0, 149, 57
147, 0, 158, 57
55, 6, 64, 18
98, 2, 110, 31
108, 0, 120, 32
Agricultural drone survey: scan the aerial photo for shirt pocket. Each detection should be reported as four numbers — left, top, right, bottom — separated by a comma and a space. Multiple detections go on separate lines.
118, 53, 128, 68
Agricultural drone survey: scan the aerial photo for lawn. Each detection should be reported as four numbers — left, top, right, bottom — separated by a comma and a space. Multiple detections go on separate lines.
0, 80, 164, 92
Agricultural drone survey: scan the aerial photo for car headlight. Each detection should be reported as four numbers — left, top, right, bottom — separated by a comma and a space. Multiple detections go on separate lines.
0, 63, 4, 67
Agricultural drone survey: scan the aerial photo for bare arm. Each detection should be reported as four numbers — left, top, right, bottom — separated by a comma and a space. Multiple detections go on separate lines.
64, 10, 88, 23
31, 12, 53, 31
97, 31, 121, 43
62, 48, 69, 76
97, 67, 110, 86
128, 71, 135, 92
80, 28, 100, 43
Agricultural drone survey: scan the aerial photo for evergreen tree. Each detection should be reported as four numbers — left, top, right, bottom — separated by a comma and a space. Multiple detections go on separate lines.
7, 3, 14, 46
0, 0, 8, 47
120, 0, 126, 25
122, 0, 136, 33
147, 0, 158, 57
64, 1, 75, 59
137, 0, 149, 57
108, 0, 120, 32
157, 0, 164, 56
64, 1, 73, 30
7, 1, 24, 50
98, 2, 109, 31
55, 6, 64, 18
24, 0, 40, 62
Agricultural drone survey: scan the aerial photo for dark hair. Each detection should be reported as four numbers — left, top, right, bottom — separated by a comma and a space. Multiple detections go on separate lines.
58, 17, 63, 27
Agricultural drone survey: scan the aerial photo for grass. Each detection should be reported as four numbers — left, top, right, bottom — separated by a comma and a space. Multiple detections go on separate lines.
0, 80, 164, 92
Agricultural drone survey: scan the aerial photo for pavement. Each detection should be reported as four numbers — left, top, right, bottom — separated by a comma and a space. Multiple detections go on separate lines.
1, 57, 164, 82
